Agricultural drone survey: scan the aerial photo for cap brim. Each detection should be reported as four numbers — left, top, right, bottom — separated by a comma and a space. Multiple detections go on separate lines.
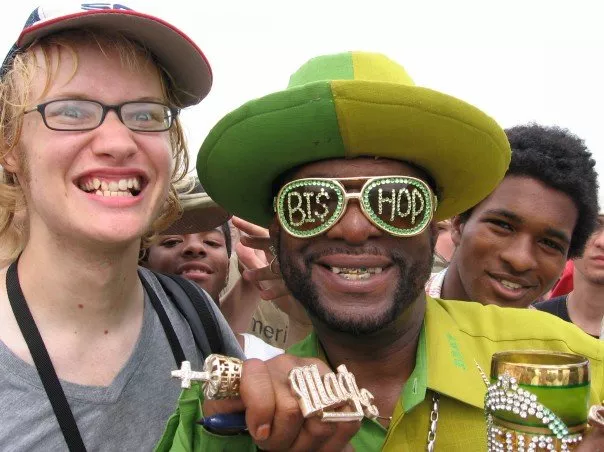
198, 80, 511, 226
17, 10, 211, 107
162, 195, 231, 235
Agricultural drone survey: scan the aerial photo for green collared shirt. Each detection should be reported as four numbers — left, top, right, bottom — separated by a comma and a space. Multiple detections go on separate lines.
286, 296, 604, 451
286, 323, 429, 450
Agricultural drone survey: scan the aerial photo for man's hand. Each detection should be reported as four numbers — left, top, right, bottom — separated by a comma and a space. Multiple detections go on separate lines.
203, 355, 359, 451
576, 406, 604, 451
575, 429, 604, 451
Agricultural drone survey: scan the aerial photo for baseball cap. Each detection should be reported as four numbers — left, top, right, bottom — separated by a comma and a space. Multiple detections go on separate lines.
161, 176, 232, 235
1, 3, 212, 107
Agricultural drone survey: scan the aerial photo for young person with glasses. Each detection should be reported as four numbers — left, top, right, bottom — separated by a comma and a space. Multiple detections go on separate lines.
0, 4, 244, 450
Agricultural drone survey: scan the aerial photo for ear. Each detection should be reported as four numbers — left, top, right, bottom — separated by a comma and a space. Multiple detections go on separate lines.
451, 215, 465, 246
0, 135, 22, 174
2, 147, 21, 174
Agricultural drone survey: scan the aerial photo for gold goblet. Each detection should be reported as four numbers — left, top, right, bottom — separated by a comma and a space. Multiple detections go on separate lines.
485, 350, 590, 451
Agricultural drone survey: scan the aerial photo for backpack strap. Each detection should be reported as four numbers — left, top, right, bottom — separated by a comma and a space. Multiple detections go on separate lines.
139, 272, 187, 366
152, 271, 225, 356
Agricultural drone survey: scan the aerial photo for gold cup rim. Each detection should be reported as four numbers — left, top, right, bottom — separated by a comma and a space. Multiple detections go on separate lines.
492, 350, 588, 369
491, 350, 590, 386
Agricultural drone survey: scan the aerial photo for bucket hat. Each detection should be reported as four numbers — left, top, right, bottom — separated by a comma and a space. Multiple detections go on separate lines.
198, 51, 510, 226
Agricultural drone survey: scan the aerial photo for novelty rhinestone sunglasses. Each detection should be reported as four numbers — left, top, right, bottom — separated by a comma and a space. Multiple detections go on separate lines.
274, 176, 438, 238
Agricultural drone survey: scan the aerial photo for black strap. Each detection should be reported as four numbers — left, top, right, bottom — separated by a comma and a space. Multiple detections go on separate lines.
139, 273, 186, 365
6, 261, 187, 452
154, 272, 225, 355
6, 260, 87, 452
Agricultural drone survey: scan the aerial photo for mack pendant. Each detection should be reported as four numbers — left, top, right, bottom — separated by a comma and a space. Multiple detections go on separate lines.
288, 363, 379, 422
171, 355, 243, 400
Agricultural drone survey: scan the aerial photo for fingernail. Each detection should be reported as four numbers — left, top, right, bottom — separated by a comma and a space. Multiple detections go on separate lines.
255, 423, 271, 441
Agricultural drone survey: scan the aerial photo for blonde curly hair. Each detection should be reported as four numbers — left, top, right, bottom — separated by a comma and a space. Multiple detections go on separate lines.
0, 29, 190, 261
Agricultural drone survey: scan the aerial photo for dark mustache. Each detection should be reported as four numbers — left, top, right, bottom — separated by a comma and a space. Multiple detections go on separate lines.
303, 246, 409, 264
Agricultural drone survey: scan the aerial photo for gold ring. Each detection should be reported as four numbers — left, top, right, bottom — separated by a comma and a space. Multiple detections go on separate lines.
269, 256, 279, 275
170, 355, 243, 400
288, 363, 379, 422
203, 354, 243, 400
588, 405, 604, 428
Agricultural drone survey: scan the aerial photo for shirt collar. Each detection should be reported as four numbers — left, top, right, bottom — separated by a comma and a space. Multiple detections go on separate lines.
396, 295, 486, 414
425, 268, 447, 298
287, 294, 486, 415
424, 295, 486, 409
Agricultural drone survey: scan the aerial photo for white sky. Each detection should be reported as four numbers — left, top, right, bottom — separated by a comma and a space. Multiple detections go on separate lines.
3, 1, 604, 194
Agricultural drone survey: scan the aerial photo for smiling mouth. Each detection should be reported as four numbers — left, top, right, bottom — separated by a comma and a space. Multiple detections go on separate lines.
489, 274, 532, 291
324, 265, 385, 280
181, 268, 213, 277
77, 176, 144, 197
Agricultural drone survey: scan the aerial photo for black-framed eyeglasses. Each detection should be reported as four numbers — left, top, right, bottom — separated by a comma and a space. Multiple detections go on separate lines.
24, 99, 179, 132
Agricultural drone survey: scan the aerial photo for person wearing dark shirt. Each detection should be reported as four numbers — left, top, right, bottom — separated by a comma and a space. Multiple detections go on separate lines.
534, 213, 604, 338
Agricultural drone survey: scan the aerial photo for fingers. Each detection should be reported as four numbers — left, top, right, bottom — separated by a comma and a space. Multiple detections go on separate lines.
243, 355, 332, 450
235, 228, 278, 282
261, 405, 359, 452
576, 426, 604, 451
286, 417, 337, 451
235, 241, 267, 271
239, 359, 276, 442
254, 377, 305, 450
258, 284, 291, 301
289, 421, 358, 452
202, 398, 245, 418
315, 421, 360, 452
242, 265, 282, 285
232, 216, 270, 238
240, 234, 273, 256
238, 355, 360, 451
235, 235, 277, 274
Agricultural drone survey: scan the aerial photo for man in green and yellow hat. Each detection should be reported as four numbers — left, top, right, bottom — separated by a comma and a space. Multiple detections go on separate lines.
158, 52, 604, 451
